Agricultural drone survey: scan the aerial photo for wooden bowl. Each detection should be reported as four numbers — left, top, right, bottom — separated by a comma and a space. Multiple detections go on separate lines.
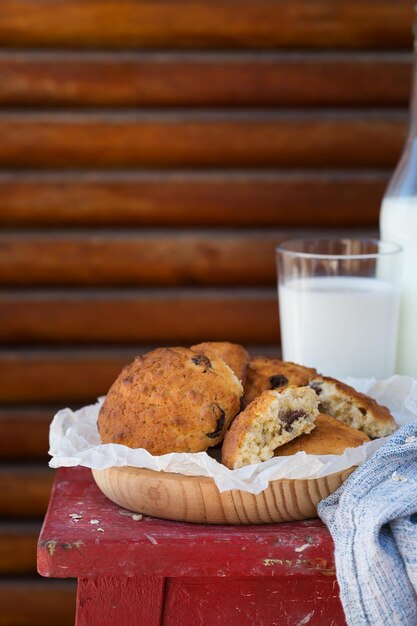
92, 466, 354, 524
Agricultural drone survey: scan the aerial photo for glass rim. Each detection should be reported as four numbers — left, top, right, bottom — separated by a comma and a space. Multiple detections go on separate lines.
276, 237, 403, 261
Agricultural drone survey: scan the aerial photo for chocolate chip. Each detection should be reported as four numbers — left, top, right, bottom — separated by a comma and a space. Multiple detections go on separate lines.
192, 354, 211, 372
280, 409, 306, 431
269, 374, 289, 389
309, 381, 323, 395
112, 431, 128, 441
206, 405, 226, 439
359, 407, 367, 416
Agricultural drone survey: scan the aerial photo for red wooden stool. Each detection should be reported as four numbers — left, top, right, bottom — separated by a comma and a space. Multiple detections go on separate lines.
38, 468, 347, 626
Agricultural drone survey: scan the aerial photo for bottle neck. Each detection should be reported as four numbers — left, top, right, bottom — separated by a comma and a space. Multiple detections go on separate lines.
408, 20, 417, 137
409, 49, 417, 137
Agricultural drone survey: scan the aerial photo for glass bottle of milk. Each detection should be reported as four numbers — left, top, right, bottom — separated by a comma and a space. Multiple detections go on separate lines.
380, 30, 417, 377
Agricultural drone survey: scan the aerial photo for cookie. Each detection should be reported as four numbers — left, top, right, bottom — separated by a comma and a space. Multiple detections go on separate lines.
242, 356, 318, 408
308, 377, 397, 438
98, 347, 243, 455
274, 413, 370, 457
222, 386, 319, 469
191, 341, 249, 383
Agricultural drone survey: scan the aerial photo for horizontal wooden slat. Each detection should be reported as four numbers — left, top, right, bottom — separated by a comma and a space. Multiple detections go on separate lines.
0, 408, 55, 460
0, 230, 280, 287
0, 346, 282, 404
0, 349, 138, 404
0, 229, 374, 287
0, 111, 406, 168
0, 170, 388, 228
0, 1, 413, 49
0, 289, 278, 345
0, 579, 76, 626
0, 467, 53, 518
0, 524, 39, 574
0, 51, 411, 107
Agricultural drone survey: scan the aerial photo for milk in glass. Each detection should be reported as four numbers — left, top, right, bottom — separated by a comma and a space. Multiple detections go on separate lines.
279, 275, 400, 379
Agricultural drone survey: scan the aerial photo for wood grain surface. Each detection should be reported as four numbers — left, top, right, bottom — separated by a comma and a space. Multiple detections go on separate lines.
0, 289, 279, 345
0, 467, 53, 518
39, 468, 339, 578
0, 0, 413, 49
0, 170, 387, 228
76, 576, 165, 626
0, 408, 56, 460
0, 52, 410, 107
0, 580, 76, 626
0, 524, 40, 574
0, 349, 138, 403
164, 577, 346, 626
0, 230, 286, 287
93, 465, 354, 524
0, 111, 406, 168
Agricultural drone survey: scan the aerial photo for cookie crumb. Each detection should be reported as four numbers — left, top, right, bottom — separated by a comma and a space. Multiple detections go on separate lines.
96, 528, 105, 532
294, 543, 310, 553
132, 514, 143, 521
90, 519, 100, 525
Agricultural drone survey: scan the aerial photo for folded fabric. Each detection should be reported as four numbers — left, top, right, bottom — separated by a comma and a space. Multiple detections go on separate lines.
318, 423, 417, 626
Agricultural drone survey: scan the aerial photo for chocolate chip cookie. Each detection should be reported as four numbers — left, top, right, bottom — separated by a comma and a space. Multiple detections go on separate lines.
242, 356, 318, 408
308, 377, 397, 438
191, 341, 249, 383
222, 386, 319, 469
98, 347, 243, 455
274, 412, 369, 457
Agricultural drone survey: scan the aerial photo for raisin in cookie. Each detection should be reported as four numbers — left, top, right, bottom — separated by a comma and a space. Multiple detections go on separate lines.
191, 341, 249, 383
222, 386, 319, 469
274, 413, 369, 457
242, 356, 318, 408
308, 377, 396, 438
98, 347, 243, 455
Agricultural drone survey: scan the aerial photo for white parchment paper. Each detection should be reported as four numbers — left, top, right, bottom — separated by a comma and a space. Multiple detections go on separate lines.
49, 375, 417, 494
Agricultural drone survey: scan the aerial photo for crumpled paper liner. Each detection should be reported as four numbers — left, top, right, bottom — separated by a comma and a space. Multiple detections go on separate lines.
49, 375, 417, 494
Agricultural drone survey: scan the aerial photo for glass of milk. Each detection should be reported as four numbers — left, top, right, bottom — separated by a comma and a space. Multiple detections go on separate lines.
277, 238, 402, 379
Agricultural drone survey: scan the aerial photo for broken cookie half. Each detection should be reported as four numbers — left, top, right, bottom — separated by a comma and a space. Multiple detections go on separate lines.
222, 386, 319, 469
308, 376, 397, 438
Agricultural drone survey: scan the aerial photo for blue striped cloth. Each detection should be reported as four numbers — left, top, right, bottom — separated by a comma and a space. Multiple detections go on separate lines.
318, 423, 417, 626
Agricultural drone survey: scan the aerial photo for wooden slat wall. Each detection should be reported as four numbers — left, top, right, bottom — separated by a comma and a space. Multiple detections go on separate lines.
0, 111, 407, 168
0, 52, 411, 108
0, 1, 413, 49
0, 171, 388, 228
0, 580, 76, 626
0, 1, 413, 623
